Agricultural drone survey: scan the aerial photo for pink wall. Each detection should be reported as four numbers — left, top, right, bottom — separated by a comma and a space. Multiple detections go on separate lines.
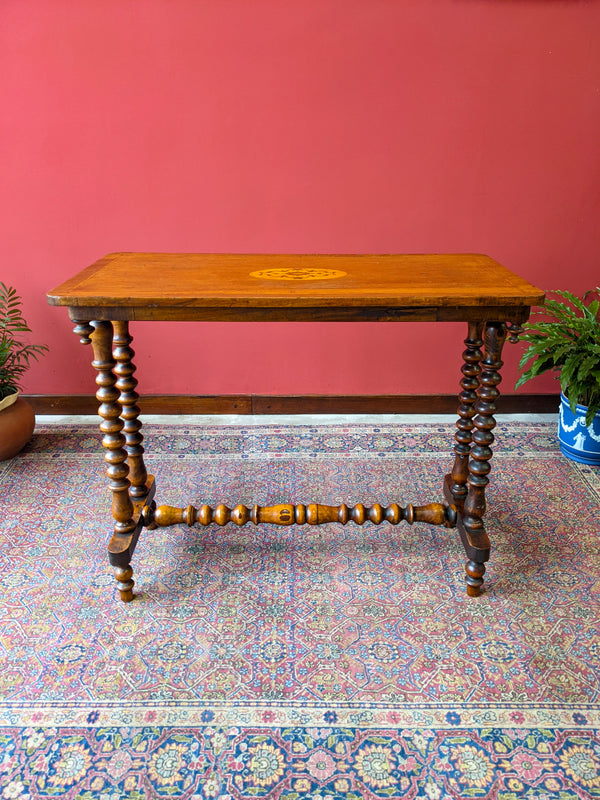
2, 0, 599, 398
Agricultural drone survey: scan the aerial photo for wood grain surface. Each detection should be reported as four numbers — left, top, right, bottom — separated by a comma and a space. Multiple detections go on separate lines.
48, 253, 545, 317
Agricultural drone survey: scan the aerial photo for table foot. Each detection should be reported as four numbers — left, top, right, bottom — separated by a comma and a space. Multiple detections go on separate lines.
114, 565, 135, 602
449, 492, 490, 596
107, 476, 155, 602
465, 560, 486, 596
107, 520, 143, 602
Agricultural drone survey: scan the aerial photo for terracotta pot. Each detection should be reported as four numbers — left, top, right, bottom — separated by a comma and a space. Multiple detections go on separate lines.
0, 396, 35, 461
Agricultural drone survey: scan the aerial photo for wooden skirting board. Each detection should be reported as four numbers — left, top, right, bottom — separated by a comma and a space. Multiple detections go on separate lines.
24, 394, 560, 416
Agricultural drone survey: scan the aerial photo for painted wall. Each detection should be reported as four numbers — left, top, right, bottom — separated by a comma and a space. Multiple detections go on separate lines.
2, 0, 599, 398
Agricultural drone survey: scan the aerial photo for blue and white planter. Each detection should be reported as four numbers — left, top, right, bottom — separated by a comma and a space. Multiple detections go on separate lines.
558, 392, 600, 466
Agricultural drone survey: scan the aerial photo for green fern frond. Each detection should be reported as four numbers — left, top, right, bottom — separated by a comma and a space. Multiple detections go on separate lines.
516, 287, 600, 419
0, 283, 48, 398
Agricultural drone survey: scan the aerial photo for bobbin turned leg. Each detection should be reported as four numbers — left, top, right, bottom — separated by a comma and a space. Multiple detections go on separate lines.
112, 320, 155, 503
460, 321, 507, 596
89, 320, 145, 602
444, 321, 484, 509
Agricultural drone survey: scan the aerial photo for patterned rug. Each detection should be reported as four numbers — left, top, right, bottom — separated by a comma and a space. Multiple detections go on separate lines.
0, 420, 599, 799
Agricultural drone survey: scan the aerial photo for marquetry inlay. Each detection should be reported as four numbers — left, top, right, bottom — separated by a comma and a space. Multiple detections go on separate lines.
249, 268, 347, 281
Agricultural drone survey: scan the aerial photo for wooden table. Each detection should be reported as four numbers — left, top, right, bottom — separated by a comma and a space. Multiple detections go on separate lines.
48, 253, 544, 601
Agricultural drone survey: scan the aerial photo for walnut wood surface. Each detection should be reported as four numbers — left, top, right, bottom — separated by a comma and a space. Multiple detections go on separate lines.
47, 253, 544, 322
145, 501, 457, 529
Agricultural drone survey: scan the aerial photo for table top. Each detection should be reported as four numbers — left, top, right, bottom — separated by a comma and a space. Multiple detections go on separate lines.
47, 252, 545, 323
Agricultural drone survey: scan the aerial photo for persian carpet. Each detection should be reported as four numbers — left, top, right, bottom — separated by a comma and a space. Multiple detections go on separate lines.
0, 420, 599, 800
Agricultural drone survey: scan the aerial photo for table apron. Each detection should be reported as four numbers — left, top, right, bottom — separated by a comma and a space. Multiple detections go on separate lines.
67, 304, 531, 324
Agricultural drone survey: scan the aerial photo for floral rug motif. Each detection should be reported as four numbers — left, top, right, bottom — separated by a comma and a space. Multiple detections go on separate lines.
0, 421, 599, 799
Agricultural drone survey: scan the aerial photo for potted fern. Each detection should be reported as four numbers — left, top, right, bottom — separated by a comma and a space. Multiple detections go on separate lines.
516, 288, 600, 465
0, 282, 48, 460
